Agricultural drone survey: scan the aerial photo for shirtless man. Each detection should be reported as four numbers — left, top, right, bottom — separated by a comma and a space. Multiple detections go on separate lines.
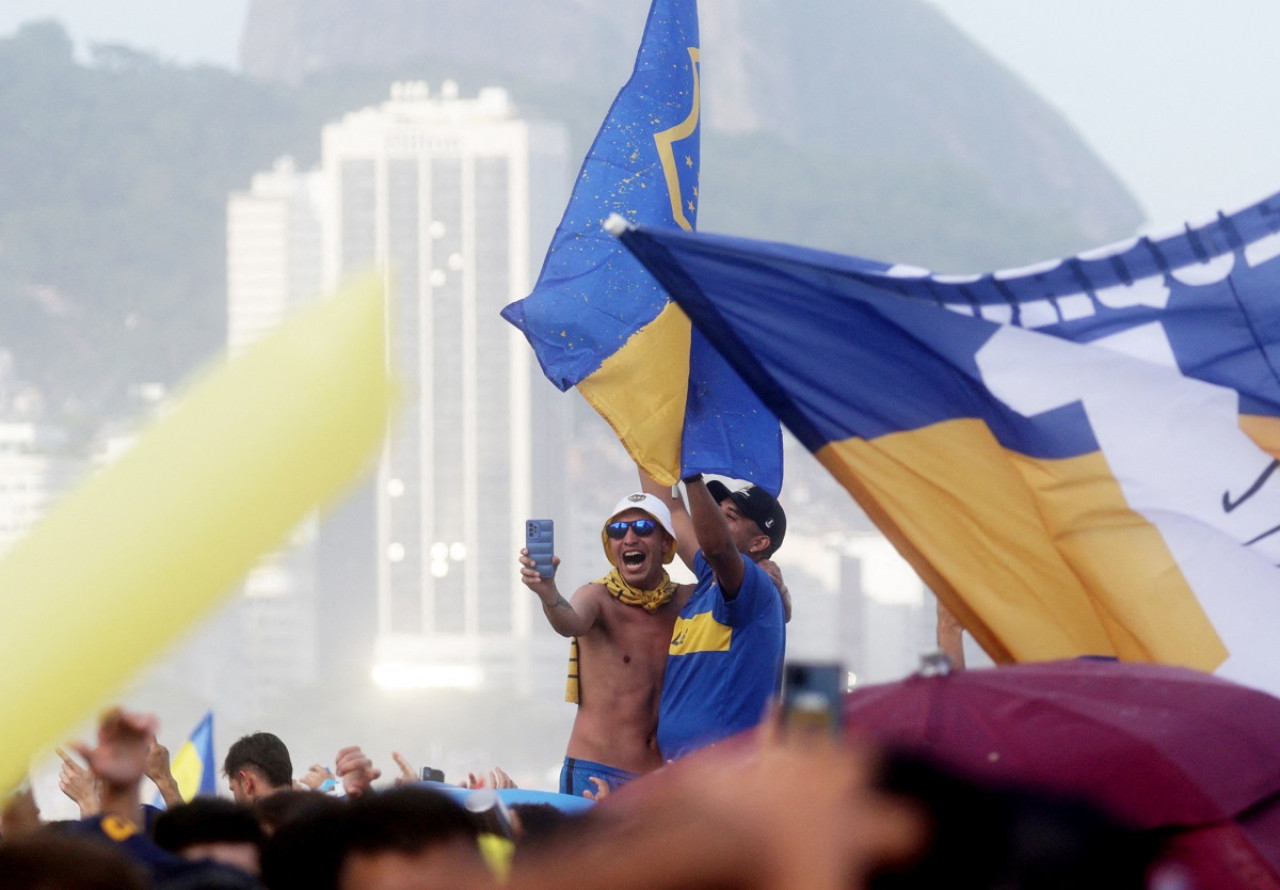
520, 493, 693, 797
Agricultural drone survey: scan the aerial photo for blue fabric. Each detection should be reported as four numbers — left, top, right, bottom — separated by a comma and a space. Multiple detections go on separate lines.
614, 216, 1280, 694
617, 209, 1280, 454
419, 781, 596, 813
60, 814, 180, 868
500, 0, 781, 493
501, 0, 700, 389
657, 552, 785, 760
152, 710, 214, 809
188, 710, 217, 796
558, 757, 639, 797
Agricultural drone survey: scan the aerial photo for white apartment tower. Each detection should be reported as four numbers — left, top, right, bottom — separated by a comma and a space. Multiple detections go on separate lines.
319, 81, 570, 690
0, 423, 80, 558
224, 159, 328, 708
227, 157, 325, 357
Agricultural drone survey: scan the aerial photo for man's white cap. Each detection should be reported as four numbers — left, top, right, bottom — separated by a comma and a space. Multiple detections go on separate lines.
602, 492, 678, 565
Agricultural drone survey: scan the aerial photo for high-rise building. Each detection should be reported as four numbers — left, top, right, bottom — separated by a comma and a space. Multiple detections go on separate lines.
228, 82, 572, 702
227, 157, 325, 357
315, 81, 571, 694
0, 423, 81, 558
221, 157, 330, 711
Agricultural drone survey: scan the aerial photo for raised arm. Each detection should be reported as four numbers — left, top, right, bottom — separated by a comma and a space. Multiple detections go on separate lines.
74, 707, 157, 828
145, 738, 184, 809
638, 471, 698, 571
57, 747, 100, 818
682, 476, 746, 597
519, 548, 603, 638
335, 745, 381, 798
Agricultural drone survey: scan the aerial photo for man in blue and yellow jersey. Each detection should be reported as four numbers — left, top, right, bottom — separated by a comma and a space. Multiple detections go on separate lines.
641, 474, 787, 761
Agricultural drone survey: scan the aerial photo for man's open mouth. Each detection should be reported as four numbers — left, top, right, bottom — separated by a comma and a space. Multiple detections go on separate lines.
622, 550, 645, 568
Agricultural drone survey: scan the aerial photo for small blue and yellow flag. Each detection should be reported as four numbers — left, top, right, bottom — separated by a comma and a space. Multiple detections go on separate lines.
501, 0, 781, 493
168, 711, 215, 802
617, 195, 1280, 697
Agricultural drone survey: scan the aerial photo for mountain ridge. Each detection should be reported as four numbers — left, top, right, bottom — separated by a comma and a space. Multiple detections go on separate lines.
0, 4, 1147, 429
240, 0, 1144, 253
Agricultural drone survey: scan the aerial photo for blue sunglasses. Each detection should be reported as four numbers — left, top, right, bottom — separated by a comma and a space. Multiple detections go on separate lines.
605, 519, 659, 539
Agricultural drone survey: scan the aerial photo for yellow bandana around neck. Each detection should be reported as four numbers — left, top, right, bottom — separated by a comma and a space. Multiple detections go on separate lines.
564, 569, 678, 703
597, 567, 677, 613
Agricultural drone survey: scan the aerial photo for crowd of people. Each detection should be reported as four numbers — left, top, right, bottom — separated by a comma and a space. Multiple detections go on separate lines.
0, 476, 1168, 888
0, 706, 1162, 889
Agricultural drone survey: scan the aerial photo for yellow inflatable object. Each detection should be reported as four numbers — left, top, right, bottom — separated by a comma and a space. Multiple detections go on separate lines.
0, 275, 396, 797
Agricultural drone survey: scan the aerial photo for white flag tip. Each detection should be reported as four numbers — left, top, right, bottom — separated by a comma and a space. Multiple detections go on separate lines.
603, 213, 631, 236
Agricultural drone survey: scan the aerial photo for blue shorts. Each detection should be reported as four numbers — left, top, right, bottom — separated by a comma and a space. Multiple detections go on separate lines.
559, 757, 638, 797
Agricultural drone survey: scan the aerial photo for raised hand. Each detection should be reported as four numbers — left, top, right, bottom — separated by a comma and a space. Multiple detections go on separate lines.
57, 748, 100, 817
335, 745, 381, 798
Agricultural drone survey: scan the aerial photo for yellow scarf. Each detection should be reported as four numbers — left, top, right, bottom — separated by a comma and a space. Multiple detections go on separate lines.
565, 569, 678, 703
597, 567, 678, 613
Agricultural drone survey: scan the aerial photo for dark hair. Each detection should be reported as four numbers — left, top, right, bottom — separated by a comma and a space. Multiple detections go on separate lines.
342, 786, 479, 858
510, 802, 581, 849
153, 798, 265, 855
223, 732, 293, 789
260, 799, 348, 890
254, 789, 344, 837
707, 480, 787, 558
0, 831, 148, 890
260, 787, 481, 890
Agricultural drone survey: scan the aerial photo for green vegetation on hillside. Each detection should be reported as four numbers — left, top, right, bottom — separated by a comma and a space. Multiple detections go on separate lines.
0, 21, 1124, 434
0, 23, 284, 420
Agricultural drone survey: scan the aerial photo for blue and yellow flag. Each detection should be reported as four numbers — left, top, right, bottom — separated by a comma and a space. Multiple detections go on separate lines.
169, 711, 215, 802
500, 0, 781, 492
616, 198, 1280, 697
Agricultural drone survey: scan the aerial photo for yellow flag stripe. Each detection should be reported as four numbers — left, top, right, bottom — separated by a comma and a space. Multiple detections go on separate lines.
169, 740, 203, 802
817, 418, 1226, 671
578, 302, 690, 486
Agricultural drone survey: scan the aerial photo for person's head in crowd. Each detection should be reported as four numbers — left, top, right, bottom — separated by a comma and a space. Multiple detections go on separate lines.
223, 732, 292, 804
0, 830, 148, 890
600, 492, 679, 586
508, 802, 580, 849
706, 479, 787, 560
259, 793, 348, 890
338, 786, 489, 890
254, 789, 342, 838
153, 798, 266, 877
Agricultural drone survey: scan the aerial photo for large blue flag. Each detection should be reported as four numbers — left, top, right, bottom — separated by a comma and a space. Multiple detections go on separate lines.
615, 196, 1280, 697
500, 0, 781, 493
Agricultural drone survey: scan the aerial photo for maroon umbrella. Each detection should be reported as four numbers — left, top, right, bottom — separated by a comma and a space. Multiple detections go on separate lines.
843, 659, 1280, 889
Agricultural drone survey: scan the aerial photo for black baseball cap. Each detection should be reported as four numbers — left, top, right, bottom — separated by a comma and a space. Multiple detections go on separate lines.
706, 480, 786, 557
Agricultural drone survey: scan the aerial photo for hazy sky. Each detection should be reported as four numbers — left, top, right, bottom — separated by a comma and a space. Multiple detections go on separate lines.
926, 0, 1280, 229
3, 1, 1280, 230
0, 0, 249, 68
